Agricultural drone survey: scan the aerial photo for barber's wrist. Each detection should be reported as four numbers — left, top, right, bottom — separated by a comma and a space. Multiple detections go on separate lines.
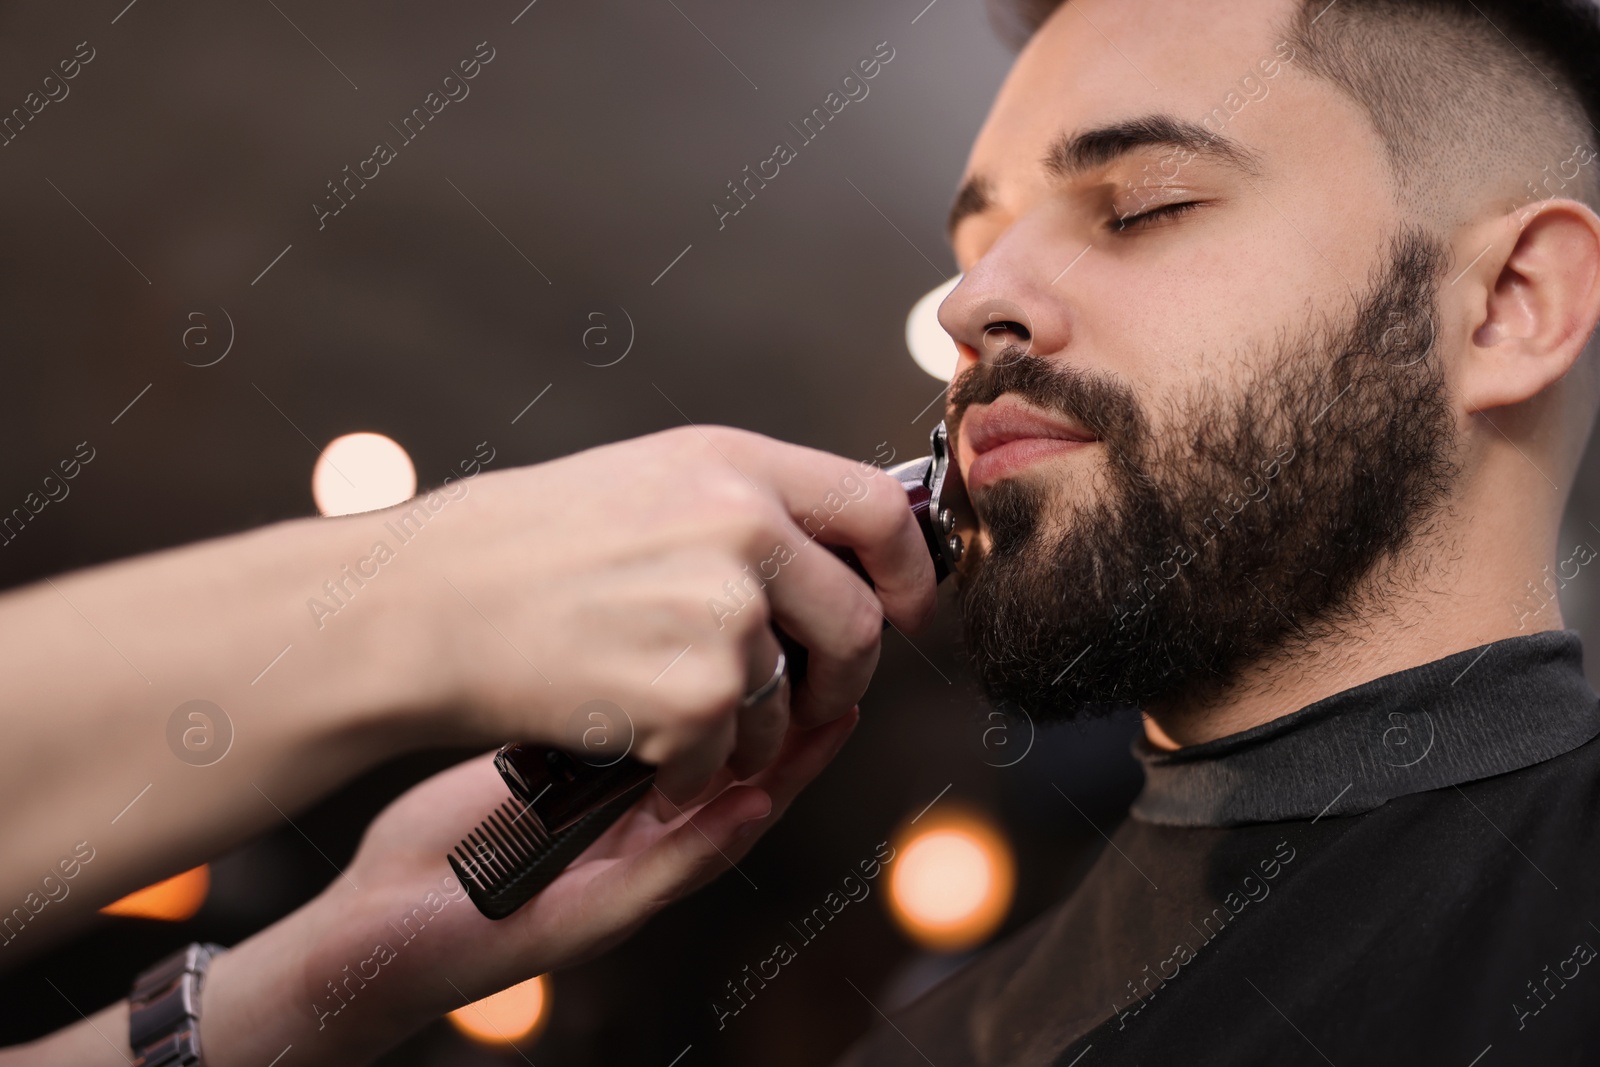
199, 884, 432, 1067
269, 515, 457, 750
206, 897, 389, 1067
200, 907, 338, 1067
290, 505, 534, 752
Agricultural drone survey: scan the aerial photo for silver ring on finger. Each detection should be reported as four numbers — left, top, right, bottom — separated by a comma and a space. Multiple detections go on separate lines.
740, 649, 787, 708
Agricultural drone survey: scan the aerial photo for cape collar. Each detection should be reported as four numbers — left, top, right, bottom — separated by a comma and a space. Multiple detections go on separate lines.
1130, 630, 1600, 827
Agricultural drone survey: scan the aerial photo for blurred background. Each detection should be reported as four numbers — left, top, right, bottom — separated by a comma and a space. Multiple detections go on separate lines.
0, 0, 1594, 1064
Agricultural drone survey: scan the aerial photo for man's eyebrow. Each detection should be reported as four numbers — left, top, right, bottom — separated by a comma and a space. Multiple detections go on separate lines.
947, 115, 1261, 239
947, 175, 992, 239
1044, 114, 1261, 180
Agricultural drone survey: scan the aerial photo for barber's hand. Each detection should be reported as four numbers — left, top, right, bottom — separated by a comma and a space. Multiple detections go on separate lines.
199, 710, 859, 1067
387, 426, 934, 801
0, 424, 932, 967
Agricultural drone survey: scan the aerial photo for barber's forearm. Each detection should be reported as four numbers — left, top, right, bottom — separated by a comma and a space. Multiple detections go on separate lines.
0, 1001, 130, 1066
0, 894, 402, 1067
199, 895, 410, 1067
0, 942, 350, 1067
0, 513, 451, 943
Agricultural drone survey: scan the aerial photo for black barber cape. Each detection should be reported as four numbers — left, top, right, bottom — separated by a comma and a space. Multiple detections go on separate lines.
837, 630, 1600, 1066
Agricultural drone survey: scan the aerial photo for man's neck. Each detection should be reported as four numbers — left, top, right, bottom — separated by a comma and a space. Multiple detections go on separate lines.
1139, 532, 1572, 750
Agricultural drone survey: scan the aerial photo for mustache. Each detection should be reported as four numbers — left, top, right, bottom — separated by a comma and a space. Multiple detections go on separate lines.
948, 347, 1143, 444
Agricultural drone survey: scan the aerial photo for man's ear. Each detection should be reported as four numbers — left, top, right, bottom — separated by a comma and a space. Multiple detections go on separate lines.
1457, 200, 1600, 414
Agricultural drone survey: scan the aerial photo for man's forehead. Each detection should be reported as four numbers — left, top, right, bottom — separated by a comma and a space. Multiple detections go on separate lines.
966, 0, 1308, 178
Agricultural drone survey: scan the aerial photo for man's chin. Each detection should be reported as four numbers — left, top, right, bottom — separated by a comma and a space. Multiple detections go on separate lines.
967, 486, 1089, 563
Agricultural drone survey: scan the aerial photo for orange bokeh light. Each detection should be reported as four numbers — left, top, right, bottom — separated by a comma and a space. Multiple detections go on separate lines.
448, 974, 550, 1046
886, 810, 1015, 952
100, 865, 209, 922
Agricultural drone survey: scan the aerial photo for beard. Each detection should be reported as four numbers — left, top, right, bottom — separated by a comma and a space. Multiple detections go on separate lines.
951, 228, 1460, 724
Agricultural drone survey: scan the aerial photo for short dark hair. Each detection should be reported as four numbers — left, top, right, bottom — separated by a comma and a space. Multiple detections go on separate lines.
987, 0, 1600, 216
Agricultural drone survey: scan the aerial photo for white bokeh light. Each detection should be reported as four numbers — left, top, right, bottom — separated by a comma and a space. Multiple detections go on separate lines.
312, 432, 417, 517
905, 274, 963, 381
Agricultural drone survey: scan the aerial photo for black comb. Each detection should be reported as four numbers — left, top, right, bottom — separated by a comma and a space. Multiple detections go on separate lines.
449, 421, 975, 921
448, 738, 658, 919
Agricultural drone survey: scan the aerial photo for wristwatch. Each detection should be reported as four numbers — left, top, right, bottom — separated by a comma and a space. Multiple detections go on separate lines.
127, 942, 225, 1067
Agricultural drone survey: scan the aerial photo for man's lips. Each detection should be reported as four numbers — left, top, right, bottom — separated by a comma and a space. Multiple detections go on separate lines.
959, 396, 1097, 490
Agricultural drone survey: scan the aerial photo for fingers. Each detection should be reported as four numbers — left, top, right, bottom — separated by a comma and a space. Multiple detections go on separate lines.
591, 784, 771, 931
729, 434, 938, 634
651, 705, 737, 805
757, 541, 883, 729
700, 427, 937, 726
654, 627, 791, 800
616, 710, 859, 909
735, 706, 860, 830
726, 630, 791, 780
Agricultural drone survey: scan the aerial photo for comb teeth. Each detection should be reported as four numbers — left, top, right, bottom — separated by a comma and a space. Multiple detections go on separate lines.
450, 797, 551, 894
450, 777, 655, 920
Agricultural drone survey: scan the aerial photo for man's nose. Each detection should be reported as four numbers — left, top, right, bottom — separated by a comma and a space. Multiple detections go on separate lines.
937, 220, 1076, 368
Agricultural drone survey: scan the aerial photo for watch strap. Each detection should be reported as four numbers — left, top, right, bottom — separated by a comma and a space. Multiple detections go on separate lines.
128, 942, 224, 1067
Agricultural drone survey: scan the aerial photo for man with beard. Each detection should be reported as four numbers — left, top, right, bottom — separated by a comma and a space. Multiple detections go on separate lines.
842, 0, 1600, 1062
7, 0, 1600, 1060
